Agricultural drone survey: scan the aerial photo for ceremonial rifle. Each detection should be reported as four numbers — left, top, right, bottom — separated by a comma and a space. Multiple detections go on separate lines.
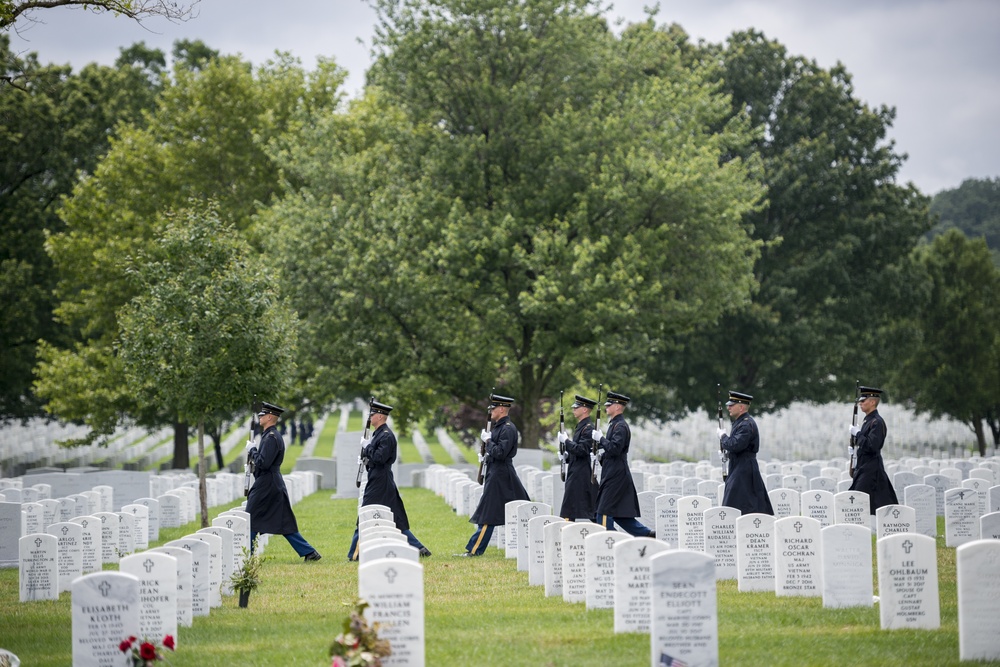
717, 384, 728, 482
849, 381, 859, 478
356, 396, 374, 488
477, 386, 495, 485
243, 394, 258, 497
558, 391, 566, 482
591, 384, 603, 484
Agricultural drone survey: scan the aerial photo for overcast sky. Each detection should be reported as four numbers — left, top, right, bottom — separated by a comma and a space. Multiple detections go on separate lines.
7, 0, 999, 196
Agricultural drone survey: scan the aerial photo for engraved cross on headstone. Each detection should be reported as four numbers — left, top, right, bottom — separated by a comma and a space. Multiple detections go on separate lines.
580, 528, 590, 539
719, 511, 727, 521
793, 521, 803, 533
531, 505, 539, 515
892, 508, 900, 519
99, 581, 112, 597
384, 567, 398, 584
143, 558, 155, 573
753, 518, 762, 529
605, 536, 616, 550
34, 537, 42, 548
902, 539, 914, 554
849, 495, 856, 504
781, 491, 787, 500
692, 499, 700, 508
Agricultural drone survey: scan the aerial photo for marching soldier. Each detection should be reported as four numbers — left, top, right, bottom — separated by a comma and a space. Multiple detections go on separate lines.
591, 391, 654, 537
848, 386, 898, 513
717, 390, 773, 515
348, 400, 431, 560
458, 393, 530, 556
558, 394, 599, 520
245, 402, 322, 561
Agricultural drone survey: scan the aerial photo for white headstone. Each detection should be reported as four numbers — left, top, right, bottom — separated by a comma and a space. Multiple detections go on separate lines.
876, 533, 940, 630
71, 571, 140, 666
69, 515, 103, 574
164, 538, 210, 617
944, 488, 980, 547
0, 501, 22, 568
773, 516, 822, 597
834, 490, 870, 528
132, 497, 161, 543
649, 550, 718, 667
801, 490, 835, 528
820, 523, 873, 608
875, 504, 916, 539
676, 496, 710, 552
769, 488, 800, 519
654, 494, 680, 548
923, 474, 953, 516
903, 484, 937, 537
358, 559, 425, 667
613, 537, 670, 633
20, 502, 43, 537
516, 502, 551, 572
527, 514, 562, 586
736, 514, 775, 593
93, 512, 120, 565
19, 533, 58, 601
121, 504, 149, 551
47, 521, 83, 594
150, 546, 192, 628
157, 494, 182, 529
543, 519, 570, 597
92, 485, 113, 513
703, 506, 739, 580
190, 532, 223, 608
981, 511, 1000, 540
359, 541, 419, 565
119, 552, 178, 642
198, 526, 235, 596
504, 500, 530, 560
990, 485, 1000, 514
213, 514, 249, 571
561, 522, 602, 604
957, 539, 1000, 661
116, 512, 135, 556
585, 530, 632, 610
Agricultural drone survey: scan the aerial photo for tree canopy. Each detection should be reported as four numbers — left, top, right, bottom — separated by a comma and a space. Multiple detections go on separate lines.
1, 0, 198, 31
930, 176, 1000, 266
267, 0, 764, 447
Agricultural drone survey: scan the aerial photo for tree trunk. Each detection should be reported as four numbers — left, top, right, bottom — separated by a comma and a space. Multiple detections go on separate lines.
198, 420, 209, 528
972, 414, 987, 457
172, 421, 189, 470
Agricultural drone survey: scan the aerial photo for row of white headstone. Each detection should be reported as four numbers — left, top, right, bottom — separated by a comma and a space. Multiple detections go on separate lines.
6, 470, 318, 666
419, 460, 1000, 666
350, 483, 426, 667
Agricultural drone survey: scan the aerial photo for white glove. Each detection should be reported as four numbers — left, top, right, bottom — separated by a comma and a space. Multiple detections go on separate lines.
591, 428, 603, 442
559, 451, 568, 463
478, 453, 485, 463
480, 429, 490, 443
357, 455, 363, 465
850, 425, 860, 436
245, 439, 255, 452
360, 437, 371, 447
557, 431, 568, 444
717, 428, 727, 439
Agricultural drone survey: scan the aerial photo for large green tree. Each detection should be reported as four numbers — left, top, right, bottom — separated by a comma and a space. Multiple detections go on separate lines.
35, 50, 345, 461
930, 176, 1000, 266
651, 29, 931, 415
267, 0, 764, 447
1, 0, 197, 32
0, 36, 164, 421
889, 230, 1000, 454
118, 203, 296, 525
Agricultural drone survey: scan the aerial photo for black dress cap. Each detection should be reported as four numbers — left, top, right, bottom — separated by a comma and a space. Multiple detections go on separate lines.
571, 395, 597, 409
257, 401, 285, 417
369, 400, 393, 415
488, 393, 515, 408
857, 386, 883, 401
604, 391, 630, 406
725, 391, 753, 406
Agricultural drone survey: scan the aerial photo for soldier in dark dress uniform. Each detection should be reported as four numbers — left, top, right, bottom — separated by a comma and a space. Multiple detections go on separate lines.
558, 394, 599, 520
245, 402, 321, 560
458, 393, 530, 556
717, 391, 773, 516
848, 386, 898, 513
591, 391, 654, 537
347, 400, 431, 560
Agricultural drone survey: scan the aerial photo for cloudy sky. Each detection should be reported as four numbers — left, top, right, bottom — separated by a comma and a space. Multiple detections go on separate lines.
7, 0, 999, 196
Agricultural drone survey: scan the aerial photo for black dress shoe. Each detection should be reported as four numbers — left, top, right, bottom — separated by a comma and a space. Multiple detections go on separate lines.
648, 530, 656, 539
304, 550, 322, 561
418, 547, 432, 557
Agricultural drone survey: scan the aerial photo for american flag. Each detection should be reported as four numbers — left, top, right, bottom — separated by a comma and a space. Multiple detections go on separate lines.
659, 652, 689, 667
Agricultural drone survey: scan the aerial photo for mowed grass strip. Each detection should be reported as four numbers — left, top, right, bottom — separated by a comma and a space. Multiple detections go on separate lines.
1, 489, 996, 666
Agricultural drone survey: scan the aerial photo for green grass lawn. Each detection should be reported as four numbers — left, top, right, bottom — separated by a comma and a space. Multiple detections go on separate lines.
4, 490, 995, 666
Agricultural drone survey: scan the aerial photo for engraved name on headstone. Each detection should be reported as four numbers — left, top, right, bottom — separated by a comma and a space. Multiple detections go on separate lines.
876, 533, 940, 630
650, 550, 718, 667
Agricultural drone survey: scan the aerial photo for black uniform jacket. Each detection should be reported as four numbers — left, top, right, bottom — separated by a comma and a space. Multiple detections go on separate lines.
245, 425, 299, 535
470, 415, 529, 526
594, 414, 641, 517
559, 417, 599, 520
361, 423, 410, 531
720, 412, 773, 515
848, 409, 898, 513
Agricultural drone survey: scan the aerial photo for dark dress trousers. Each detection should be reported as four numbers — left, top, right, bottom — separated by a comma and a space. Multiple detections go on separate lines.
848, 409, 898, 513
594, 414, 641, 517
246, 425, 299, 535
470, 415, 530, 526
720, 412, 774, 515
360, 423, 410, 531
559, 417, 599, 519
